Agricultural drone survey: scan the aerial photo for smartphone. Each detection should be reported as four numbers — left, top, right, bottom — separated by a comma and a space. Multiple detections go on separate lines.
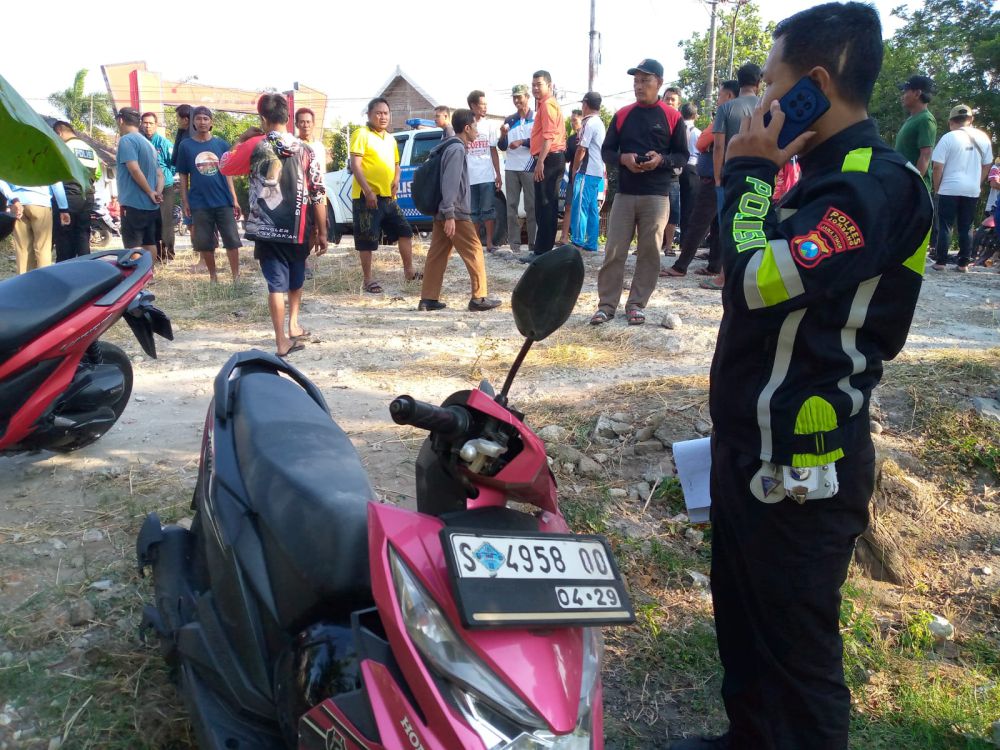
634, 154, 652, 164
764, 76, 830, 149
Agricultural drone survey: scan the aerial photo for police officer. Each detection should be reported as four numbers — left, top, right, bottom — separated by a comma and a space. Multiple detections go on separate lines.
52, 120, 102, 261
673, 4, 933, 749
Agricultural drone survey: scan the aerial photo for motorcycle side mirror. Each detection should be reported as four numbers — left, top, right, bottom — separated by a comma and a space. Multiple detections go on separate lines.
499, 246, 585, 404
511, 245, 585, 342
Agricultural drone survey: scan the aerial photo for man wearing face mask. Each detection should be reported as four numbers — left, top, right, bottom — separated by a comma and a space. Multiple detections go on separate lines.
673, 4, 933, 749
590, 58, 688, 326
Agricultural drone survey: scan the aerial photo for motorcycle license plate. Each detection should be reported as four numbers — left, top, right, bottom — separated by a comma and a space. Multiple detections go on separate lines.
441, 529, 635, 629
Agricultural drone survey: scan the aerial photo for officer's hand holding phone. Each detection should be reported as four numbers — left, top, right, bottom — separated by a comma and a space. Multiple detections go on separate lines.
726, 76, 828, 167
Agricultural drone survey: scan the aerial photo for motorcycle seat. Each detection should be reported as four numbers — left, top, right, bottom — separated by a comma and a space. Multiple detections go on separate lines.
232, 372, 374, 626
0, 261, 121, 357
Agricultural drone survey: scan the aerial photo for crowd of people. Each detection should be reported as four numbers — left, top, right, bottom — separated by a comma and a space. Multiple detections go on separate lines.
1, 3, 997, 749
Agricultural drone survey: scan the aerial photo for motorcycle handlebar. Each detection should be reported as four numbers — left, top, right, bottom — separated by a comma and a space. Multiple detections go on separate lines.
389, 396, 470, 440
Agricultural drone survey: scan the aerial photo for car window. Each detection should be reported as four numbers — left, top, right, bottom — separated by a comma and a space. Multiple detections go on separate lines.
394, 135, 408, 163
410, 132, 444, 166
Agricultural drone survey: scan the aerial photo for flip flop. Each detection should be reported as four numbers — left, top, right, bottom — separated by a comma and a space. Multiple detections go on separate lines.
364, 280, 384, 294
405, 271, 424, 281
276, 342, 305, 358
290, 329, 312, 341
659, 267, 685, 277
699, 278, 725, 291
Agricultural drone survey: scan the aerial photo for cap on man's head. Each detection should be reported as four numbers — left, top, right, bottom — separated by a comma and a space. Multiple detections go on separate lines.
581, 91, 602, 110
899, 75, 935, 94
192, 106, 213, 119
511, 84, 529, 96
627, 58, 664, 79
949, 104, 973, 119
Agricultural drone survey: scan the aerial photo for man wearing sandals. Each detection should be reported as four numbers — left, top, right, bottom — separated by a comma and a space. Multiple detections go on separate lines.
350, 97, 421, 294
590, 58, 689, 326
244, 94, 328, 358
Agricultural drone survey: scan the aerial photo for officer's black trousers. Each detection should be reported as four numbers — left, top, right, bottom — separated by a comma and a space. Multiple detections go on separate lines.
709, 438, 875, 750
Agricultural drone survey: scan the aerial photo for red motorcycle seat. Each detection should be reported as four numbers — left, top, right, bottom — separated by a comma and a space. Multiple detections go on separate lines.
0, 261, 120, 358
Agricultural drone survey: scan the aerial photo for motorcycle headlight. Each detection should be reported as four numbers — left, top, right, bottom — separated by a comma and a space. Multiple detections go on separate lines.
390, 549, 545, 729
389, 549, 601, 750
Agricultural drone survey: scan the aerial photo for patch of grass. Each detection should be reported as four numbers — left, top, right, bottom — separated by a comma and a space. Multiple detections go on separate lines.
561, 493, 609, 533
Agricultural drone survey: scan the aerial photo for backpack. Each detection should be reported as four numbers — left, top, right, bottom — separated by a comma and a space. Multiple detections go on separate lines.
411, 137, 462, 216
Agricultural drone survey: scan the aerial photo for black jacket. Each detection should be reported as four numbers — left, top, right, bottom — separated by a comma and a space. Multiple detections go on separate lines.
710, 119, 932, 466
601, 101, 688, 196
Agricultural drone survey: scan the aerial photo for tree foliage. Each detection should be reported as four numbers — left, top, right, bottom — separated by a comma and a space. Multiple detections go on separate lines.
870, 0, 999, 145
48, 69, 115, 133
326, 123, 363, 172
677, 1, 775, 110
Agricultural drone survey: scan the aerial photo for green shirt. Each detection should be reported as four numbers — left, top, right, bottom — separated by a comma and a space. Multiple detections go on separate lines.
895, 109, 936, 189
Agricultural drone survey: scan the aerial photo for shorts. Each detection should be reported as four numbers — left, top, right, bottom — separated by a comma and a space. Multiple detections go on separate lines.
256, 241, 307, 293
192, 206, 242, 251
352, 197, 413, 252
470, 182, 496, 223
121, 206, 160, 248
667, 180, 680, 225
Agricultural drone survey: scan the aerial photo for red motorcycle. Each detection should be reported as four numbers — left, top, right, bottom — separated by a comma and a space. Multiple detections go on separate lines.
136, 245, 634, 749
0, 249, 172, 454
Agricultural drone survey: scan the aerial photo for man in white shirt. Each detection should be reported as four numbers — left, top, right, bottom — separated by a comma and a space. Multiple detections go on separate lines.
679, 102, 701, 241
931, 104, 994, 271
570, 91, 606, 252
498, 85, 536, 253
295, 108, 327, 172
466, 90, 502, 252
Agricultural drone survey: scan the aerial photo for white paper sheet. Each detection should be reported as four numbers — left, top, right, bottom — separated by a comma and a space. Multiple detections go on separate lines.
672, 437, 712, 523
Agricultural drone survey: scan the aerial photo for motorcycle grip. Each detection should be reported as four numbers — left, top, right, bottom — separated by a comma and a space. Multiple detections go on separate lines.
389, 396, 469, 438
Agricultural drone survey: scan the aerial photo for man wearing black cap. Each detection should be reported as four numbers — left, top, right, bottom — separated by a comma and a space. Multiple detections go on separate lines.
591, 58, 688, 325
175, 106, 243, 282
895, 74, 936, 190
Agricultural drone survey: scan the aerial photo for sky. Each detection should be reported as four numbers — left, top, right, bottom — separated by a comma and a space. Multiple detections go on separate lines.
8, 0, 909, 127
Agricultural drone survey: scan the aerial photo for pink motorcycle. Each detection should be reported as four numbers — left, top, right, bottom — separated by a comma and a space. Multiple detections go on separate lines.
137, 245, 635, 750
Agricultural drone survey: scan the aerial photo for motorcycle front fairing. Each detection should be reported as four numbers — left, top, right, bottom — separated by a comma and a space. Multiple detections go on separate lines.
366, 503, 598, 750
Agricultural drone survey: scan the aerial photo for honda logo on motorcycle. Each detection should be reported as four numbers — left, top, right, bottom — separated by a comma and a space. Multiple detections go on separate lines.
399, 716, 427, 750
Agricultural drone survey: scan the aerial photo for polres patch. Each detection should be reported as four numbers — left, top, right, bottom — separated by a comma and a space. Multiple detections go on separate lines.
792, 206, 865, 268
791, 231, 834, 269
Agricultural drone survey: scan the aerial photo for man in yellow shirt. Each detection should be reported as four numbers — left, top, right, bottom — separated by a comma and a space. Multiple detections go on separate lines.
350, 97, 421, 293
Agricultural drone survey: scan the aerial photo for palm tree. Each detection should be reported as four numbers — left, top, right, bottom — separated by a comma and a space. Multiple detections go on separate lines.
48, 69, 115, 133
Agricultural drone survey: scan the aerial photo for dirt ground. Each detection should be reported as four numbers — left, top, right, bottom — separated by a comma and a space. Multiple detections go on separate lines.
1, 231, 999, 749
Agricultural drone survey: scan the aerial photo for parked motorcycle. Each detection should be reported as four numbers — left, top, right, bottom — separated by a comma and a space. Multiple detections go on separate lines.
137, 245, 635, 750
90, 207, 121, 249
0, 249, 173, 453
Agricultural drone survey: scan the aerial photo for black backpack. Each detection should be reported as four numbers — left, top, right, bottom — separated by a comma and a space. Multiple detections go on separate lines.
411, 137, 462, 217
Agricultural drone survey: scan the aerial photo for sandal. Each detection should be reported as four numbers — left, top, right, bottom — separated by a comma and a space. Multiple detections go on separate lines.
699, 278, 725, 291
290, 329, 312, 341
405, 271, 424, 282
364, 280, 384, 294
659, 267, 685, 278
626, 308, 646, 326
590, 310, 613, 326
276, 342, 305, 358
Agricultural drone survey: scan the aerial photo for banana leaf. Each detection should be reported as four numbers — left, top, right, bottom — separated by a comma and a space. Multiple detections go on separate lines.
0, 73, 93, 189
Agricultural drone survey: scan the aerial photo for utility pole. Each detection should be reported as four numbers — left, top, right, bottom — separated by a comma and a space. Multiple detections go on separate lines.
727, 0, 745, 80
705, 0, 720, 106
89, 94, 94, 136
588, 0, 598, 92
